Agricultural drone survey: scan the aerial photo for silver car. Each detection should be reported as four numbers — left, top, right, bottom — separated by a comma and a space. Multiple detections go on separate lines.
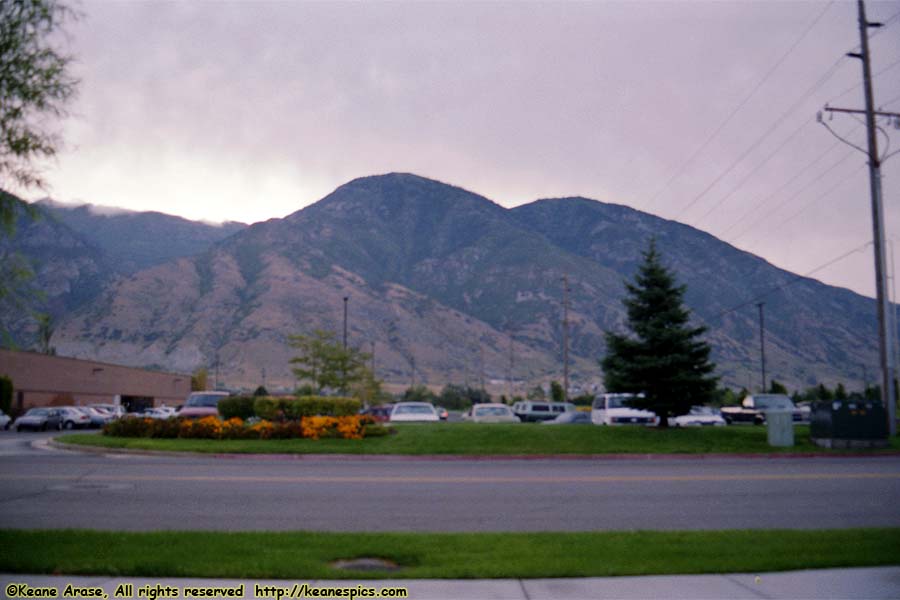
13, 407, 63, 432
58, 407, 92, 430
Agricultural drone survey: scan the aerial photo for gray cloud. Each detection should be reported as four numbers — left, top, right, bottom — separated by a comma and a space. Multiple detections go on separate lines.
32, 0, 900, 298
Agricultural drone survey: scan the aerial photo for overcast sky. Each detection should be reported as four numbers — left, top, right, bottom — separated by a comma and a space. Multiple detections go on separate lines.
25, 0, 900, 299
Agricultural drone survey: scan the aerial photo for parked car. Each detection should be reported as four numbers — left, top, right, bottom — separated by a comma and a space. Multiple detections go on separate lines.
389, 402, 440, 422
91, 404, 126, 419
58, 407, 91, 430
465, 403, 520, 423
511, 401, 577, 422
720, 394, 800, 425
74, 406, 114, 428
591, 393, 657, 426
542, 411, 593, 425
13, 407, 63, 432
361, 405, 393, 423
434, 406, 449, 421
133, 407, 175, 420
177, 391, 230, 419
0, 408, 11, 430
668, 406, 726, 427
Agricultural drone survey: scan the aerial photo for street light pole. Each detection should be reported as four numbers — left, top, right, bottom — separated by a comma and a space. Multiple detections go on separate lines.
757, 302, 767, 393
342, 296, 349, 350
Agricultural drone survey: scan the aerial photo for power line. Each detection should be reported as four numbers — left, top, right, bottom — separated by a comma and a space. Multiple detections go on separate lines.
826, 54, 900, 104
707, 240, 874, 323
642, 1, 835, 212
717, 133, 847, 238
674, 56, 848, 222
733, 157, 864, 245
691, 118, 812, 227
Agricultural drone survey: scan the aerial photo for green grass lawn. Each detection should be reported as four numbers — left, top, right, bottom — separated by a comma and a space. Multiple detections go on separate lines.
2, 529, 898, 579
57, 423, 900, 455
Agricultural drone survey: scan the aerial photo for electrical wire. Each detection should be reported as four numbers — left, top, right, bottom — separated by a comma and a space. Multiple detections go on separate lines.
827, 55, 900, 105
706, 240, 874, 323
717, 134, 848, 238
673, 57, 848, 222
731, 151, 862, 244
745, 161, 867, 245
642, 1, 835, 212
691, 119, 813, 227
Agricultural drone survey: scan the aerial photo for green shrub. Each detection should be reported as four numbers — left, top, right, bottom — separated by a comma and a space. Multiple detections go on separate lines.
0, 376, 12, 415
282, 396, 361, 418
218, 396, 255, 420
253, 396, 280, 421
104, 416, 153, 437
148, 417, 182, 438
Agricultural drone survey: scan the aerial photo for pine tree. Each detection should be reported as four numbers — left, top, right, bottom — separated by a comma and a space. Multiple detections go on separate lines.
601, 239, 718, 428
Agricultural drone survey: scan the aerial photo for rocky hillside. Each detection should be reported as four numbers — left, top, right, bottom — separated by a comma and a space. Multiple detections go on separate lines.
0, 198, 245, 346
38, 173, 882, 393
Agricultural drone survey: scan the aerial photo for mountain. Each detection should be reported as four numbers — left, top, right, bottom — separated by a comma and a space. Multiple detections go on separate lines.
510, 198, 879, 388
0, 198, 246, 346
42, 173, 881, 393
36, 200, 246, 274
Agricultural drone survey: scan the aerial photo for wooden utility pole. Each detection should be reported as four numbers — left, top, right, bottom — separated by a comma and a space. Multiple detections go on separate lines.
757, 302, 767, 393
821, 0, 900, 435
562, 275, 570, 402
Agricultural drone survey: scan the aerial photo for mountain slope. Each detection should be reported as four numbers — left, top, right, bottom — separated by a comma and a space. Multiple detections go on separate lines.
44, 173, 883, 391
511, 197, 879, 387
37, 200, 246, 274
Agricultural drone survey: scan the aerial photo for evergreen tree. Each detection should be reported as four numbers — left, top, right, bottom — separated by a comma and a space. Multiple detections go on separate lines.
768, 380, 788, 394
601, 240, 718, 428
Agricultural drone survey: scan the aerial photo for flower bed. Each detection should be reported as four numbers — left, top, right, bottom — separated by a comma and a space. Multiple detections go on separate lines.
103, 415, 387, 440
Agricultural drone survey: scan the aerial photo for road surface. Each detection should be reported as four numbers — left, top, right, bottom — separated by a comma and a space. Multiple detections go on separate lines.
1, 431, 898, 531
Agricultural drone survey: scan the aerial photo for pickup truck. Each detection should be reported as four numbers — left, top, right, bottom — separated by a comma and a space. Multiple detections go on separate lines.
720, 394, 800, 425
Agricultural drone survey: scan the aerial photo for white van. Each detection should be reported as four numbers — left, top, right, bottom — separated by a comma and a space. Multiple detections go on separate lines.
591, 393, 657, 426
511, 401, 576, 422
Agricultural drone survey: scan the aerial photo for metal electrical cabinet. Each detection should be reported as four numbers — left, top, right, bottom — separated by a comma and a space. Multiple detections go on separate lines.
810, 400, 888, 449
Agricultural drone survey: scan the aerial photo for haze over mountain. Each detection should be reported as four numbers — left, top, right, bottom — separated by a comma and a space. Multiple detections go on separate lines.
5, 174, 882, 393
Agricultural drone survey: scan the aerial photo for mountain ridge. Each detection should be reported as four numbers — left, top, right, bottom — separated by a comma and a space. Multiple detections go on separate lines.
5, 174, 883, 393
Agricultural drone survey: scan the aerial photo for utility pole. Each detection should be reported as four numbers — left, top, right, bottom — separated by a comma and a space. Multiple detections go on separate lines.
507, 334, 514, 401
756, 302, 767, 393
561, 274, 570, 403
342, 296, 349, 349
479, 344, 486, 392
820, 0, 900, 436
370, 340, 376, 375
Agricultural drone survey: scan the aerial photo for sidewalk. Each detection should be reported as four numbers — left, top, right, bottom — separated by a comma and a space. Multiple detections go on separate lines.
3, 567, 899, 599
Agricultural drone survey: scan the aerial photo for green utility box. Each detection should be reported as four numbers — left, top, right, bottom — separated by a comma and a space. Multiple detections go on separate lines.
810, 400, 889, 449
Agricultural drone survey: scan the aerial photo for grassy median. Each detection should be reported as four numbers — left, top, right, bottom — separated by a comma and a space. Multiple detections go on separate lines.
1, 528, 898, 579
57, 423, 900, 455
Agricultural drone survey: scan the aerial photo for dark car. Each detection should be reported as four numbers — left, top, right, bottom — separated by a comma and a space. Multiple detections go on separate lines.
361, 405, 393, 423
13, 407, 63, 432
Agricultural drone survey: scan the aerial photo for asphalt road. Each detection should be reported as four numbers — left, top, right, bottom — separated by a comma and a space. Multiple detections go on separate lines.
1, 430, 899, 532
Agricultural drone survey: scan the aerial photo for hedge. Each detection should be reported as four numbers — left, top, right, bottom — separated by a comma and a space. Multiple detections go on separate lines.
103, 415, 385, 440
218, 396, 256, 420
251, 396, 361, 421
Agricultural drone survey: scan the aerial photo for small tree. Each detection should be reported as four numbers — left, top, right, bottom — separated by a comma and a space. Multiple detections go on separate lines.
601, 239, 718, 428
1, 0, 79, 194
288, 329, 371, 393
402, 385, 437, 403
191, 367, 208, 391
550, 380, 565, 403
768, 380, 788, 395
253, 385, 268, 397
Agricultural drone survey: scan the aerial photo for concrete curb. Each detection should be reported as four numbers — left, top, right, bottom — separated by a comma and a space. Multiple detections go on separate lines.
47, 436, 900, 461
